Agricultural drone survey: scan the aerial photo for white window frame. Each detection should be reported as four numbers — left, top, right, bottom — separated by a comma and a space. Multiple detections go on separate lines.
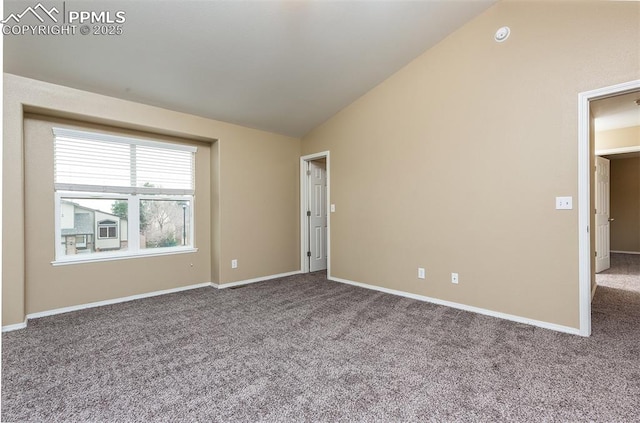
75, 235, 87, 249
54, 192, 196, 265
97, 220, 118, 239
52, 127, 198, 265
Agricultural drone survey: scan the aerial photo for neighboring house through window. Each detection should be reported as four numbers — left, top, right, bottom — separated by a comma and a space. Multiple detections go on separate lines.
53, 128, 196, 263
60, 200, 127, 254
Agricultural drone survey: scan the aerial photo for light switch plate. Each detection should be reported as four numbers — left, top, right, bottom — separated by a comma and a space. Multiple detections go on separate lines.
556, 196, 573, 210
330, 204, 336, 212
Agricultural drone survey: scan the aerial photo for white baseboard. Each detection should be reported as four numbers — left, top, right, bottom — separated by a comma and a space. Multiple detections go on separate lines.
1, 282, 214, 332
213, 270, 302, 289
611, 250, 640, 255
2, 320, 28, 333
329, 276, 581, 336
3, 270, 305, 332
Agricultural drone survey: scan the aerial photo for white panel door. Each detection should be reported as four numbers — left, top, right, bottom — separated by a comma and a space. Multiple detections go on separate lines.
308, 160, 327, 272
595, 156, 611, 273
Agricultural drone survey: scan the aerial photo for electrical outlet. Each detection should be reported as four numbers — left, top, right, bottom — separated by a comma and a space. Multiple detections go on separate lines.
555, 196, 572, 210
418, 267, 425, 279
231, 259, 238, 269
451, 272, 459, 284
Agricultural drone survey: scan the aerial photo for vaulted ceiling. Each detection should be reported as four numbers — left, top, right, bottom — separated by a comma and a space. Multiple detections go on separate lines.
4, 0, 496, 137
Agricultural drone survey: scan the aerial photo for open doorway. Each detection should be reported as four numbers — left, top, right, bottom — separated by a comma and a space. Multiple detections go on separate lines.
593, 151, 640, 293
300, 152, 330, 274
592, 93, 640, 293
593, 92, 640, 275
578, 81, 640, 336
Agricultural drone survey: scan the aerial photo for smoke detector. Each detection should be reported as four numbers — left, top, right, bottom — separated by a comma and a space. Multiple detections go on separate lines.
494, 26, 510, 42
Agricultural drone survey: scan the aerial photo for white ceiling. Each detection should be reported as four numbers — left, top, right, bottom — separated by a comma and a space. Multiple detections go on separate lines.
592, 90, 640, 132
3, 0, 495, 137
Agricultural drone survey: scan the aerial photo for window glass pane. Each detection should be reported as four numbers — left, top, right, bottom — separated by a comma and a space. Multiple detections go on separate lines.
140, 200, 190, 249
60, 198, 128, 256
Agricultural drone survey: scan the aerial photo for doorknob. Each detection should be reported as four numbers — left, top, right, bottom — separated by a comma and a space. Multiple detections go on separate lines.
608, 218, 615, 222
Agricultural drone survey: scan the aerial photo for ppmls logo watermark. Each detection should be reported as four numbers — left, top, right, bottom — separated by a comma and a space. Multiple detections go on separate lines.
2, 2, 126, 36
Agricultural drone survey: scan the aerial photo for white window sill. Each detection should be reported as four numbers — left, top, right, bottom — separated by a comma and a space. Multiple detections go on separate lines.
51, 247, 198, 266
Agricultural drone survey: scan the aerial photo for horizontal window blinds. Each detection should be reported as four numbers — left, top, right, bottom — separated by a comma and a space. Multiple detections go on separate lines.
53, 128, 196, 195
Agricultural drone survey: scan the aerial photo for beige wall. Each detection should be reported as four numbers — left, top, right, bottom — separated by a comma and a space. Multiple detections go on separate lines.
610, 157, 640, 253
302, 1, 640, 328
219, 137, 301, 281
3, 74, 301, 326
596, 126, 640, 151
23, 115, 213, 313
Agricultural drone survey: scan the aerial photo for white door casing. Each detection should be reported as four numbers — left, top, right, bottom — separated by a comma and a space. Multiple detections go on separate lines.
308, 160, 327, 272
578, 79, 639, 337
595, 156, 611, 273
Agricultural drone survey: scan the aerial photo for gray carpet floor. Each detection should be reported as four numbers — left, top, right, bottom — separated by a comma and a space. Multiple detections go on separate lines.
2, 266, 640, 422
597, 252, 640, 293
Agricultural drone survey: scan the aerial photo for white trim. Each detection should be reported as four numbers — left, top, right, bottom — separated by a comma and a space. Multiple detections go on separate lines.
300, 158, 308, 273
52, 247, 198, 266
53, 127, 197, 152
330, 276, 581, 336
4, 270, 305, 331
26, 282, 212, 320
129, 192, 140, 252
595, 146, 640, 156
578, 79, 640, 337
212, 270, 302, 289
2, 320, 28, 333
0, 7, 3, 338
55, 191, 64, 259
611, 250, 640, 255
300, 151, 331, 276
54, 184, 194, 196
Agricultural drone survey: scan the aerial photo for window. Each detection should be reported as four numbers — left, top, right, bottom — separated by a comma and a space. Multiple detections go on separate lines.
75, 235, 87, 249
53, 128, 196, 264
140, 200, 191, 249
98, 220, 118, 239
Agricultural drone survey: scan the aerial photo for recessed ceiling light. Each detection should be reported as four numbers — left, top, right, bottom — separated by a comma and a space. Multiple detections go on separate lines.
495, 26, 510, 43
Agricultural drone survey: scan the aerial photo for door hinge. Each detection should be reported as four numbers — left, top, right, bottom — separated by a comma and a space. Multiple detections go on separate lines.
307, 251, 311, 257
307, 210, 311, 217
307, 170, 311, 176
595, 251, 598, 257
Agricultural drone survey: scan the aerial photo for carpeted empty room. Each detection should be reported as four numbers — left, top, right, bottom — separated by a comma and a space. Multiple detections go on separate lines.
3, 1, 640, 421
3, 259, 640, 422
